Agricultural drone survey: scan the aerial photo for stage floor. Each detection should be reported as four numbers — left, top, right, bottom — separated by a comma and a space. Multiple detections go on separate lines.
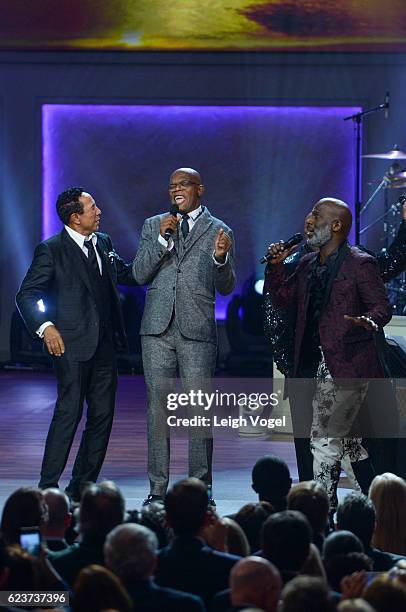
0, 371, 353, 515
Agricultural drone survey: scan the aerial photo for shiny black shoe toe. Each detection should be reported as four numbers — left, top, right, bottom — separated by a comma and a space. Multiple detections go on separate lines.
142, 494, 164, 506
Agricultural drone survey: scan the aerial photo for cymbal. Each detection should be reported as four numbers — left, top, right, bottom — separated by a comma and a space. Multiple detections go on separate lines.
386, 171, 406, 188
363, 145, 406, 160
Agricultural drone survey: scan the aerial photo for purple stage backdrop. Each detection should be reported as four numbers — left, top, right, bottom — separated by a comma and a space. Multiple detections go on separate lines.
43, 104, 359, 318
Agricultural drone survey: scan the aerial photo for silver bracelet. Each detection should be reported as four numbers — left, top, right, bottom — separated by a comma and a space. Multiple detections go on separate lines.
361, 316, 378, 331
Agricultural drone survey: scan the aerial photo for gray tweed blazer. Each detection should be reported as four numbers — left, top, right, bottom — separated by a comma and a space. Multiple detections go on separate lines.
133, 207, 236, 344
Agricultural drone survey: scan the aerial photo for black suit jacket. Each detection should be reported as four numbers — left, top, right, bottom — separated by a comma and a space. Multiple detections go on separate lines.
125, 579, 206, 612
365, 546, 405, 572
44, 538, 68, 552
155, 537, 240, 607
49, 535, 105, 588
16, 229, 135, 361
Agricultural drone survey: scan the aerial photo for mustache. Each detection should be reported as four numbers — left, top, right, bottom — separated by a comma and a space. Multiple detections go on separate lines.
307, 225, 331, 247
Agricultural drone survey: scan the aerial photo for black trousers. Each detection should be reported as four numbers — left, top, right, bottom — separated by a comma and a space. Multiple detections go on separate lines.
358, 379, 400, 476
38, 333, 117, 496
287, 377, 315, 482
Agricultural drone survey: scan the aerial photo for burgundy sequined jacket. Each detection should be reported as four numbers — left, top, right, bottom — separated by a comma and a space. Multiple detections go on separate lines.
264, 246, 392, 379
264, 222, 406, 376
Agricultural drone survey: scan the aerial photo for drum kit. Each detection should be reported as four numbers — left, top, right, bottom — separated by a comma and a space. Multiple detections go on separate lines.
363, 144, 406, 189
361, 145, 406, 313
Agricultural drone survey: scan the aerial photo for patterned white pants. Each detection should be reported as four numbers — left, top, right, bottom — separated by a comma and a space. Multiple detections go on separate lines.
310, 356, 368, 510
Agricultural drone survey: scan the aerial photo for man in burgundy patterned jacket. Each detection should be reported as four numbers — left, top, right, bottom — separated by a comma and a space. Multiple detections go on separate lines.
264, 198, 393, 510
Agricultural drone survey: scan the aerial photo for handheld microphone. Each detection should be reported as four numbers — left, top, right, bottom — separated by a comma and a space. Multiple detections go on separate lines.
398, 194, 406, 207
260, 232, 303, 264
163, 204, 179, 242
385, 91, 390, 120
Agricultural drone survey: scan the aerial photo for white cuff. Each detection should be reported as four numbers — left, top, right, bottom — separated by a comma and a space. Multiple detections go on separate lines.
158, 234, 174, 251
37, 321, 54, 338
212, 251, 228, 267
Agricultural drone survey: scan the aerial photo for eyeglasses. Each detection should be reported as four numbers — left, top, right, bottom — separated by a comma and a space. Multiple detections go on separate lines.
168, 180, 201, 191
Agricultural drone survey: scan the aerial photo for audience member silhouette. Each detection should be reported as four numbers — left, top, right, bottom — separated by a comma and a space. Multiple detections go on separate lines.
104, 523, 205, 612
155, 478, 240, 606
251, 455, 292, 511
49, 481, 125, 587
336, 491, 405, 570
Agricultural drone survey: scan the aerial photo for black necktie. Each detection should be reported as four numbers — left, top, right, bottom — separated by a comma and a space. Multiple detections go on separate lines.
181, 214, 190, 240
83, 238, 100, 274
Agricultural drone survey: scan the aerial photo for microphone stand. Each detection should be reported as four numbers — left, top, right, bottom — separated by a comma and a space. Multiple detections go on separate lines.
343, 95, 389, 244
359, 201, 401, 236
360, 176, 390, 216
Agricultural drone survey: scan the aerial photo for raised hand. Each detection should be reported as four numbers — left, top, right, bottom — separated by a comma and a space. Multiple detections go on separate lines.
214, 229, 232, 263
344, 315, 378, 332
160, 214, 179, 239
266, 241, 297, 265
341, 570, 368, 599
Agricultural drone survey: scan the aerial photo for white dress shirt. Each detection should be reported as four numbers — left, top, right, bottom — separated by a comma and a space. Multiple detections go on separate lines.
158, 205, 228, 266
65, 225, 102, 274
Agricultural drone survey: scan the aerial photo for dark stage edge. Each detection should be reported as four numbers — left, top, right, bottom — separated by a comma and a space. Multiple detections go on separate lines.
0, 371, 354, 515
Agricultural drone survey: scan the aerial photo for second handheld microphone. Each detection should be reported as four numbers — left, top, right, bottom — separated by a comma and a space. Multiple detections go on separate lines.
260, 232, 303, 264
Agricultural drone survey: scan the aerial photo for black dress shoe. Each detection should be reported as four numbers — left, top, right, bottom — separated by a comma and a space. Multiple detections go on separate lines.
142, 494, 164, 506
64, 488, 81, 504
208, 496, 217, 509
207, 486, 216, 509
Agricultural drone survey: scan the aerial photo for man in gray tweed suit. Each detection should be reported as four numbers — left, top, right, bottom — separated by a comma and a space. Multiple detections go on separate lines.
133, 167, 236, 505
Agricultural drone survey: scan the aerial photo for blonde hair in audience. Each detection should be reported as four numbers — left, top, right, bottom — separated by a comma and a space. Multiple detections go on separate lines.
369, 472, 406, 556
223, 517, 250, 557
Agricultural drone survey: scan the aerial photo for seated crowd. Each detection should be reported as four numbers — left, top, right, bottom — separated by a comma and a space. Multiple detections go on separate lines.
0, 456, 405, 611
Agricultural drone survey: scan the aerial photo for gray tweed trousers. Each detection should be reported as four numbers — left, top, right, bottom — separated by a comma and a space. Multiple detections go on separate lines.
141, 316, 217, 495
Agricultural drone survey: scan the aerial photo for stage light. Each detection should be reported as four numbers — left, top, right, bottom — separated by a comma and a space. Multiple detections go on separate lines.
254, 279, 264, 295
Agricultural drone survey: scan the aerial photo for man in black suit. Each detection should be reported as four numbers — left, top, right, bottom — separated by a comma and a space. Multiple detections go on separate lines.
155, 478, 240, 607
16, 187, 135, 501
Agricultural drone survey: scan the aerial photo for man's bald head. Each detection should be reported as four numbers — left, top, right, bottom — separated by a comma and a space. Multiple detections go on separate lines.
170, 167, 202, 183
42, 488, 71, 537
168, 168, 204, 214
230, 556, 282, 612
316, 198, 352, 238
306, 197, 352, 250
